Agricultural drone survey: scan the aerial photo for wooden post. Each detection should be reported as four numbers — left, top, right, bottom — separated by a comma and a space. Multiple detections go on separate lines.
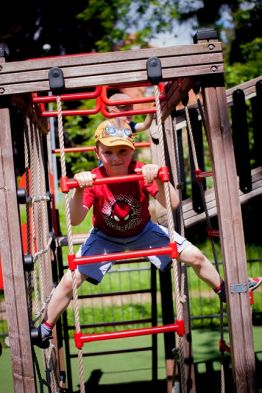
202, 77, 256, 392
0, 103, 36, 392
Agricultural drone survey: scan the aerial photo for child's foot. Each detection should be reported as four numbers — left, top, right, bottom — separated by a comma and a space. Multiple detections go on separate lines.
31, 325, 52, 349
214, 277, 262, 303
248, 277, 262, 291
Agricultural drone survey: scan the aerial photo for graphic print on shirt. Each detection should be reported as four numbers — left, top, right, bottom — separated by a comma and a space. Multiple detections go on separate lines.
102, 193, 142, 232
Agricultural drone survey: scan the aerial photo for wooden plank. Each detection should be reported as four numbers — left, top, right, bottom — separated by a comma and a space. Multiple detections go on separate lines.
202, 83, 256, 392
226, 76, 262, 104
0, 53, 223, 86
182, 167, 262, 227
0, 106, 36, 392
0, 43, 223, 73
1, 64, 224, 96
0, 44, 223, 95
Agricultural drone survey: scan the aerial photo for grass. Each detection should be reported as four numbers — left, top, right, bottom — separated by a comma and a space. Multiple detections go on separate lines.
1, 326, 262, 392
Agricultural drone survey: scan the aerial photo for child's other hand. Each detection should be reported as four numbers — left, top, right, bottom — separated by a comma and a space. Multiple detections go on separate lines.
74, 171, 96, 188
135, 164, 160, 184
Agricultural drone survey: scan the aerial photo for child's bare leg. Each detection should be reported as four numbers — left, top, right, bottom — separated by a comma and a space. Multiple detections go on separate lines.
45, 269, 86, 325
179, 244, 221, 289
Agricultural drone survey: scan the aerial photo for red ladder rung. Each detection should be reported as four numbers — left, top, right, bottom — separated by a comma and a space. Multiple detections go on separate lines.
68, 242, 178, 269
60, 166, 169, 193
194, 169, 213, 180
74, 321, 185, 348
207, 228, 220, 238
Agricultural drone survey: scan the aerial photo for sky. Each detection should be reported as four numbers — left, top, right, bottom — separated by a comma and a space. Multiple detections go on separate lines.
150, 19, 196, 47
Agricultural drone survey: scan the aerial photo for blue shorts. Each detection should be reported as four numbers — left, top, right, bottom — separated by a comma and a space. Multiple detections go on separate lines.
76, 220, 191, 284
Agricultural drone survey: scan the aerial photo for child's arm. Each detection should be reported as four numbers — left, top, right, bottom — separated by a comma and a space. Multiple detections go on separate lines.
136, 164, 180, 209
69, 171, 96, 225
134, 113, 154, 132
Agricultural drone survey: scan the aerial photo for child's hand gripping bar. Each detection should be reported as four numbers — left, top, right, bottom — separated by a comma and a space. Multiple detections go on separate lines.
60, 166, 170, 193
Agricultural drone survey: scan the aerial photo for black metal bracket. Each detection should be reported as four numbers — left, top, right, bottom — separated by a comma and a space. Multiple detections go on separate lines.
48, 67, 65, 95
193, 28, 218, 43
24, 254, 34, 272
146, 57, 162, 85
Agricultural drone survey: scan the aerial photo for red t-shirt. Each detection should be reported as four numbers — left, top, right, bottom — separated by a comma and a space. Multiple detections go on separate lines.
82, 161, 159, 237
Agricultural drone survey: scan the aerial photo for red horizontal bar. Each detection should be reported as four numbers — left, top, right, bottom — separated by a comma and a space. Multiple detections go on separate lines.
194, 169, 213, 180
41, 100, 101, 117
101, 86, 161, 106
52, 142, 151, 154
100, 102, 156, 119
60, 167, 169, 192
207, 228, 220, 238
219, 339, 230, 353
74, 321, 185, 348
32, 86, 102, 103
68, 243, 178, 269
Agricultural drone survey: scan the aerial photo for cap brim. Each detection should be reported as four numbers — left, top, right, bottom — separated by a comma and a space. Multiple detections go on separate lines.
98, 137, 135, 150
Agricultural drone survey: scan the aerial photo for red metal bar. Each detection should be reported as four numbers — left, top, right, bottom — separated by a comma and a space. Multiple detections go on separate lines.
100, 101, 156, 119
99, 83, 168, 119
74, 321, 185, 348
40, 100, 101, 117
101, 85, 162, 106
52, 142, 151, 155
219, 339, 230, 353
194, 169, 213, 180
60, 166, 169, 193
68, 243, 178, 270
207, 228, 220, 238
32, 86, 102, 103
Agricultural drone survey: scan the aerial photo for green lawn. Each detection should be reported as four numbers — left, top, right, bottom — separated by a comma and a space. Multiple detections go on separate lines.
1, 326, 262, 392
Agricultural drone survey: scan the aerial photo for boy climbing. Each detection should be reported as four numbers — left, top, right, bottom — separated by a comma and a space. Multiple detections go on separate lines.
32, 118, 262, 348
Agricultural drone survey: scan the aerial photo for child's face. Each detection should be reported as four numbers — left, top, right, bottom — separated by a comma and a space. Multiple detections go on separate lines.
96, 143, 134, 176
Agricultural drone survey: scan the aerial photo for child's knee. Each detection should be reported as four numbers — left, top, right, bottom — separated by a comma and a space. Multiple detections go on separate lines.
181, 246, 206, 267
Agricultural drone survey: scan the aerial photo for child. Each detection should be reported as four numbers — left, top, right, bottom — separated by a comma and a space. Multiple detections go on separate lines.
33, 118, 262, 348
107, 92, 154, 132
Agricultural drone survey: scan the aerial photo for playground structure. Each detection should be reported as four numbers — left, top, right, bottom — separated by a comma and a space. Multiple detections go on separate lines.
0, 28, 261, 392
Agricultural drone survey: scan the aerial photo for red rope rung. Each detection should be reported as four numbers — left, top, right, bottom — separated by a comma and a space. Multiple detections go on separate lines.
74, 321, 185, 348
207, 228, 220, 238
219, 339, 230, 353
69, 243, 178, 269
60, 166, 169, 193
194, 169, 213, 181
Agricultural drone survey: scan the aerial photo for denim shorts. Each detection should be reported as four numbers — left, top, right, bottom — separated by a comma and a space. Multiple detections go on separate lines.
76, 220, 191, 284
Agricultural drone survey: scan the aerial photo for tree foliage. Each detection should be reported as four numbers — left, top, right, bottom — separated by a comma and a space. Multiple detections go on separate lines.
1, 0, 261, 172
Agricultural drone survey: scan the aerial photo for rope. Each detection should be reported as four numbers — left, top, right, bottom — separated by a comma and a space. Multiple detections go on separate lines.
56, 95, 85, 393
24, 111, 60, 392
153, 85, 187, 393
23, 116, 33, 323
184, 101, 226, 393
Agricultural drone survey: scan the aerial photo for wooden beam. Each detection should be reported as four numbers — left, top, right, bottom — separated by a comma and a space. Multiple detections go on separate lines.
0, 43, 223, 95
182, 166, 262, 228
202, 81, 256, 392
0, 105, 36, 393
